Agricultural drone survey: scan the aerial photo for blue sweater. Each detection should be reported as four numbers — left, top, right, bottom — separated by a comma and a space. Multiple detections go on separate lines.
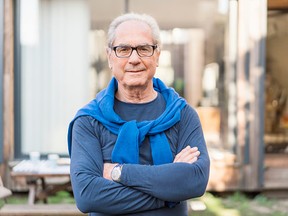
70, 94, 210, 216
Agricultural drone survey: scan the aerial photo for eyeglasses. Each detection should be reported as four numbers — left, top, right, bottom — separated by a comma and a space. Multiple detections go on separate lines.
111, 44, 158, 58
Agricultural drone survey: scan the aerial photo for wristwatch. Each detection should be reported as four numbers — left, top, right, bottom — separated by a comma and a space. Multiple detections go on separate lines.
111, 164, 123, 182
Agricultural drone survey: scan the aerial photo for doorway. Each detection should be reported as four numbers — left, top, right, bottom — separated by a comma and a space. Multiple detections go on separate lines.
264, 9, 288, 189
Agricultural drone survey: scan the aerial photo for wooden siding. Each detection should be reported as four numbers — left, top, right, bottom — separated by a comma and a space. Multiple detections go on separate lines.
268, 0, 288, 10
1, 0, 14, 183
236, 0, 266, 190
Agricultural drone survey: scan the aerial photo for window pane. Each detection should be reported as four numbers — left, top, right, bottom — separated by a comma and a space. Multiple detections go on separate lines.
20, 0, 91, 154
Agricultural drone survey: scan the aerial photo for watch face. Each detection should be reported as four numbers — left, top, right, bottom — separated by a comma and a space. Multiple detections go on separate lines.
112, 166, 121, 181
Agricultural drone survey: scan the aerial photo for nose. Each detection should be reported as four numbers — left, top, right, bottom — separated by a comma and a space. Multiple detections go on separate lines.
128, 49, 141, 64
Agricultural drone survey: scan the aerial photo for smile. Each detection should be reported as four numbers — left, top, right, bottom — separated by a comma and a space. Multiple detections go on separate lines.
126, 69, 145, 73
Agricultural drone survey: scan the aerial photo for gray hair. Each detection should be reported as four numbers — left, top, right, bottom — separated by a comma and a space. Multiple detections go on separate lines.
107, 13, 161, 48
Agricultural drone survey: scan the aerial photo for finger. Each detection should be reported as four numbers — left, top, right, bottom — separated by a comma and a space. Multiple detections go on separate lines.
174, 146, 199, 162
181, 152, 199, 164
191, 146, 198, 152
189, 156, 198, 164
178, 147, 198, 160
174, 146, 190, 162
173, 146, 190, 162
190, 151, 200, 161
174, 150, 200, 163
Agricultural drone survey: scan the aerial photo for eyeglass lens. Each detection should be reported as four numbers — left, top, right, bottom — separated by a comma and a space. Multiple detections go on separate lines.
114, 45, 156, 57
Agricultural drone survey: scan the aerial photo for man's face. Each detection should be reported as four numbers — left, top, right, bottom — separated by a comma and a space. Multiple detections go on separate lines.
107, 20, 160, 89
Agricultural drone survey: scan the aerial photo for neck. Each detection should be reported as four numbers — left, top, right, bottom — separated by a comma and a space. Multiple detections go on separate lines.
116, 85, 157, 103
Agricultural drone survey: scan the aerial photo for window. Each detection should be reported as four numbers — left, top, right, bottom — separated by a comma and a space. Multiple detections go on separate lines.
16, 0, 92, 156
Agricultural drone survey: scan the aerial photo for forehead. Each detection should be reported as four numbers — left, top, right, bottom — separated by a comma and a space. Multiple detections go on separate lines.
114, 20, 153, 45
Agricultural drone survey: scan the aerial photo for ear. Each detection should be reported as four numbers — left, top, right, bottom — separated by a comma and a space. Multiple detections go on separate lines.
156, 50, 161, 67
106, 47, 112, 69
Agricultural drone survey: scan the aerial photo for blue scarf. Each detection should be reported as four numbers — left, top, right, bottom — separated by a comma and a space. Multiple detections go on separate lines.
68, 77, 186, 165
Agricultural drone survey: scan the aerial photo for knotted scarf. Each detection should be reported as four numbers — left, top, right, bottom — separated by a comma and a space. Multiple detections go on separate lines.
67, 77, 186, 165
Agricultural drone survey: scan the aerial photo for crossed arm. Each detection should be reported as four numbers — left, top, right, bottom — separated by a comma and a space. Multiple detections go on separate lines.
103, 146, 200, 180
70, 109, 210, 214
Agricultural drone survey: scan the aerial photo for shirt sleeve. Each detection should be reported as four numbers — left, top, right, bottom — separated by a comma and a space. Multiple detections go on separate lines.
70, 116, 165, 214
119, 105, 210, 202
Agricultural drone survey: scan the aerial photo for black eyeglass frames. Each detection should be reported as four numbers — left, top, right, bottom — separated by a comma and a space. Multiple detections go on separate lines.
111, 44, 158, 58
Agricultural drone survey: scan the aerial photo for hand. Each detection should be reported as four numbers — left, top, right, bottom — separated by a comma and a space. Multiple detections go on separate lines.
173, 146, 200, 164
103, 162, 117, 180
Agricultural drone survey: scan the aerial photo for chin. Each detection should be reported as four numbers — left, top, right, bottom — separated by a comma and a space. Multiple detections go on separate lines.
123, 79, 149, 89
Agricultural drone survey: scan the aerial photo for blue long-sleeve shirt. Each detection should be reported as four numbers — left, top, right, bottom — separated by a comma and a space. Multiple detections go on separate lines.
70, 94, 210, 215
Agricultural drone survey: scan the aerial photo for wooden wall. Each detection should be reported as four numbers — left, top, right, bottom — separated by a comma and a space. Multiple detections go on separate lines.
268, 0, 288, 10
1, 0, 14, 184
236, 0, 266, 190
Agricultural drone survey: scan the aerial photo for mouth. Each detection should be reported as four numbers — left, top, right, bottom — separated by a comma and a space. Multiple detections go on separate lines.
125, 68, 146, 73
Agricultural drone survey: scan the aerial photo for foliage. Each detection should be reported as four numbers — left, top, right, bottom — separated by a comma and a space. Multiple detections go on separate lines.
189, 192, 287, 216
0, 190, 75, 208
1, 191, 287, 215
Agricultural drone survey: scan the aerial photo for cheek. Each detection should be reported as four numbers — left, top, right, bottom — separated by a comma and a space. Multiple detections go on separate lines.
149, 59, 159, 70
112, 60, 125, 70
110, 60, 127, 76
109, 56, 124, 69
